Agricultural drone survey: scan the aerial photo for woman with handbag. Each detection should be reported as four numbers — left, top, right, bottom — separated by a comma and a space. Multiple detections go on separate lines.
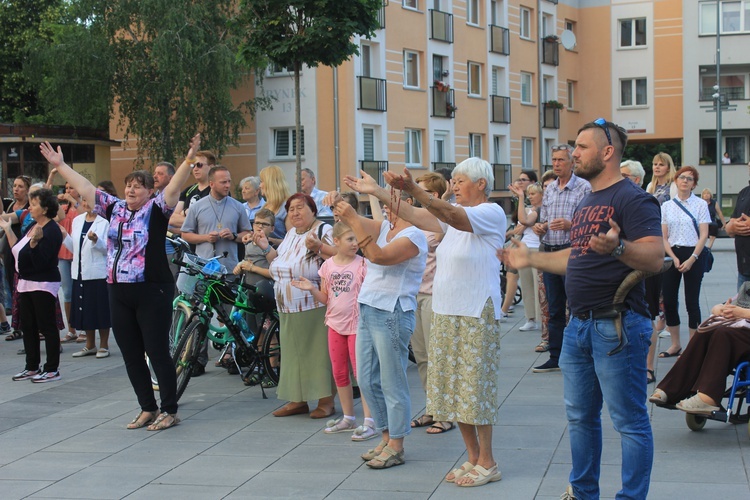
649, 283, 750, 415
660, 166, 710, 358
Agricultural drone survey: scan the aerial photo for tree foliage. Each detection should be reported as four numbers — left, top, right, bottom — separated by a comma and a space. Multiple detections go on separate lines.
236, 0, 383, 190
23, 0, 270, 165
623, 141, 682, 187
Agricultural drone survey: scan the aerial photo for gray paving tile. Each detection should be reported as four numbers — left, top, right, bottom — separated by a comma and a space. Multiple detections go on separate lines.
225, 471, 348, 499
27, 465, 165, 499
124, 484, 236, 499
337, 460, 446, 493
96, 438, 214, 470
0, 480, 54, 500
155, 454, 262, 486
44, 428, 150, 454
0, 451, 109, 480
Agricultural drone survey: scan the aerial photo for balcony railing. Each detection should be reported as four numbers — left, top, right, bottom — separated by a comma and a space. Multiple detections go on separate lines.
377, 5, 386, 29
358, 76, 387, 111
360, 160, 388, 187
492, 164, 512, 191
491, 95, 511, 123
543, 103, 561, 129
432, 162, 456, 172
429, 9, 453, 43
489, 25, 510, 55
699, 87, 745, 101
546, 0, 558, 4
431, 87, 456, 118
542, 37, 559, 66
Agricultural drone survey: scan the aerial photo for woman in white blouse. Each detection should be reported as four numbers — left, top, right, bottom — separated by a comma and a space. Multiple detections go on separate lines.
660, 166, 710, 358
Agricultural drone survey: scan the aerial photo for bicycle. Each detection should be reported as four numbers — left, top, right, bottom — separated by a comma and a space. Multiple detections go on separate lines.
170, 253, 280, 402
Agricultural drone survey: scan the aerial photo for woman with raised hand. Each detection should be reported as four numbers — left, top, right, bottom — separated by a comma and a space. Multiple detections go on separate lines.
40, 134, 199, 431
343, 157, 505, 486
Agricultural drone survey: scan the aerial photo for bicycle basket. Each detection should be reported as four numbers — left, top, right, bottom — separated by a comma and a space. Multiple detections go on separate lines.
175, 254, 210, 296
249, 279, 277, 313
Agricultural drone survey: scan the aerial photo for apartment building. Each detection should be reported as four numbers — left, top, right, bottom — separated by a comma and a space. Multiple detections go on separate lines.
102, 1, 749, 204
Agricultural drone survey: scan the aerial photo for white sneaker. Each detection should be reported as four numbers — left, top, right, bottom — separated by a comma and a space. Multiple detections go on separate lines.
658, 330, 670, 338
499, 312, 510, 322
519, 320, 539, 331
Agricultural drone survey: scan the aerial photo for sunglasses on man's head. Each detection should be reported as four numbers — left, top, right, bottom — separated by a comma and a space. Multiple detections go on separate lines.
593, 118, 613, 146
552, 144, 570, 151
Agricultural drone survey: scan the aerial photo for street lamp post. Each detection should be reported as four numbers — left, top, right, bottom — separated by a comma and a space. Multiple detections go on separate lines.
715, 1, 723, 207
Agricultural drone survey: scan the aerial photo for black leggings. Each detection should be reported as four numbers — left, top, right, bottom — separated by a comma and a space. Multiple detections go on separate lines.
662, 245, 705, 329
20, 291, 60, 372
108, 282, 178, 414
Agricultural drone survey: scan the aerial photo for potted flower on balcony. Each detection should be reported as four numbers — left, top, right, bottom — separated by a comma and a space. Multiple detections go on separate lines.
434, 80, 450, 92
544, 34, 559, 43
446, 103, 458, 115
545, 100, 564, 109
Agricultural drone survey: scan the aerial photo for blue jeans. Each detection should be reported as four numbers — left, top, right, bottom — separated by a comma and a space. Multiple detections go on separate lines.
559, 311, 653, 500
356, 303, 415, 439
543, 271, 567, 360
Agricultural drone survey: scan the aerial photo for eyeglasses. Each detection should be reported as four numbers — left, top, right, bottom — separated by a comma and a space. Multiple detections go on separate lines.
193, 162, 204, 169
253, 221, 272, 228
516, 177, 531, 183
621, 173, 633, 179
593, 118, 613, 146
677, 175, 695, 182
551, 144, 570, 151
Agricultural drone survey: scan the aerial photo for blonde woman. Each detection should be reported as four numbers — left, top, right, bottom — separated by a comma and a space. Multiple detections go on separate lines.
646, 152, 678, 204
259, 166, 291, 246
510, 182, 543, 335
701, 188, 725, 249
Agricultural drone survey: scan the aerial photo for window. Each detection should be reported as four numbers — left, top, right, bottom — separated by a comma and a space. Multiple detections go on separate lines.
404, 50, 420, 88
542, 13, 553, 37
468, 62, 481, 96
565, 19, 576, 33
467, 0, 479, 25
403, 0, 419, 10
273, 128, 304, 158
520, 7, 532, 39
700, 69, 747, 101
490, 0, 500, 25
521, 72, 533, 104
700, 1, 750, 34
522, 138, 534, 169
433, 54, 445, 82
405, 129, 423, 166
469, 134, 483, 158
567, 80, 576, 109
542, 75, 553, 103
493, 136, 505, 163
434, 131, 448, 162
620, 78, 648, 107
266, 63, 293, 77
363, 127, 375, 161
361, 44, 372, 77
620, 18, 647, 48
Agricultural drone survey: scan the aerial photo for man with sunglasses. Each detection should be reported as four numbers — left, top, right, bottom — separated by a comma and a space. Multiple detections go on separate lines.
503, 119, 663, 499
531, 143, 590, 373
168, 150, 215, 235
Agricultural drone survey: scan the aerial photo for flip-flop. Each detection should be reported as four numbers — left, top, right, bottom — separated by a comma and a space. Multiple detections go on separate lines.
146, 412, 180, 431
426, 421, 455, 434
456, 464, 502, 487
658, 348, 681, 358
410, 414, 434, 428
647, 369, 656, 384
126, 410, 157, 430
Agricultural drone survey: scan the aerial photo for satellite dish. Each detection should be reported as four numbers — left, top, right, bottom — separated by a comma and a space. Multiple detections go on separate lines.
560, 30, 577, 50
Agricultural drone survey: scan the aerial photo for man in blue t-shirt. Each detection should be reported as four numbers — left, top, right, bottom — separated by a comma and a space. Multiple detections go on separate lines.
503, 119, 663, 500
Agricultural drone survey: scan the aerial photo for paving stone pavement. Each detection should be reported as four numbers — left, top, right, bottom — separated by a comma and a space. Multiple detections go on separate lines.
0, 238, 748, 499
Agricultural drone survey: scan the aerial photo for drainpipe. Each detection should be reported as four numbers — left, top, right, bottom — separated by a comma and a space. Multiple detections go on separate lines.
537, 0, 544, 179
333, 66, 341, 190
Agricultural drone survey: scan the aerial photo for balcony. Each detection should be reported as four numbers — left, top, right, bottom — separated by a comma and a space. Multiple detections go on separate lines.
358, 76, 387, 111
491, 95, 511, 123
699, 87, 745, 101
360, 160, 388, 187
429, 9, 453, 43
543, 103, 561, 129
431, 86, 456, 118
492, 164, 512, 191
546, 0, 558, 4
489, 25, 510, 55
432, 162, 456, 172
542, 37, 559, 66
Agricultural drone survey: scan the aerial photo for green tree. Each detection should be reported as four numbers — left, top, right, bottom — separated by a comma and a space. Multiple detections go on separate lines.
623, 141, 682, 187
27, 0, 270, 165
236, 0, 383, 191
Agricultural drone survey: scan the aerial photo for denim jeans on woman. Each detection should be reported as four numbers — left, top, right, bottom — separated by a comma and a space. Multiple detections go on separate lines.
356, 302, 415, 439
559, 310, 653, 500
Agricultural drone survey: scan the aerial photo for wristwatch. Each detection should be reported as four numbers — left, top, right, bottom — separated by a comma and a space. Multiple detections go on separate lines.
610, 238, 625, 258
261, 246, 271, 255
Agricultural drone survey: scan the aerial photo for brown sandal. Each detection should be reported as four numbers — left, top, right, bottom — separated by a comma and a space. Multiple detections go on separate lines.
146, 412, 181, 431
126, 410, 156, 429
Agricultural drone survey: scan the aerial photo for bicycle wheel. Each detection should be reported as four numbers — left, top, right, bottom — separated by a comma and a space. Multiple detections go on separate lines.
261, 317, 281, 386
514, 284, 522, 305
173, 319, 206, 401
150, 300, 192, 389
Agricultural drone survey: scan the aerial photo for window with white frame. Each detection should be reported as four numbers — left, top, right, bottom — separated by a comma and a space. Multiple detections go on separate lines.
700, 1, 750, 34
468, 62, 482, 96
434, 131, 448, 163
266, 62, 294, 77
469, 134, 483, 158
521, 72, 533, 104
273, 128, 304, 158
619, 18, 647, 48
403, 0, 419, 10
542, 13, 553, 37
493, 136, 505, 163
520, 7, 532, 39
467, 0, 479, 25
542, 75, 553, 103
567, 80, 576, 109
361, 43, 372, 78
404, 50, 420, 88
363, 127, 375, 161
522, 138, 534, 169
620, 78, 647, 107
405, 129, 423, 166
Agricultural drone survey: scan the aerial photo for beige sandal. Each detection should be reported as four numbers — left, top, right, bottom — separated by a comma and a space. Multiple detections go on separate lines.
365, 446, 405, 469
446, 461, 474, 483
126, 410, 156, 429
361, 439, 388, 461
146, 412, 181, 431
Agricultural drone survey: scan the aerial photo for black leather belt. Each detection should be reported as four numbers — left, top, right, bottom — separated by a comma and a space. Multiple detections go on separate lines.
573, 303, 628, 321
541, 243, 570, 252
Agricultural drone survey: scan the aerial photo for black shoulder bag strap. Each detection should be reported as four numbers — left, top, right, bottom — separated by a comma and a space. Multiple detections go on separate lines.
672, 199, 700, 237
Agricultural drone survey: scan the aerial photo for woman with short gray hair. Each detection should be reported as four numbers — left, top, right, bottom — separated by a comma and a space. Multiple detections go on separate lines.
240, 176, 265, 222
